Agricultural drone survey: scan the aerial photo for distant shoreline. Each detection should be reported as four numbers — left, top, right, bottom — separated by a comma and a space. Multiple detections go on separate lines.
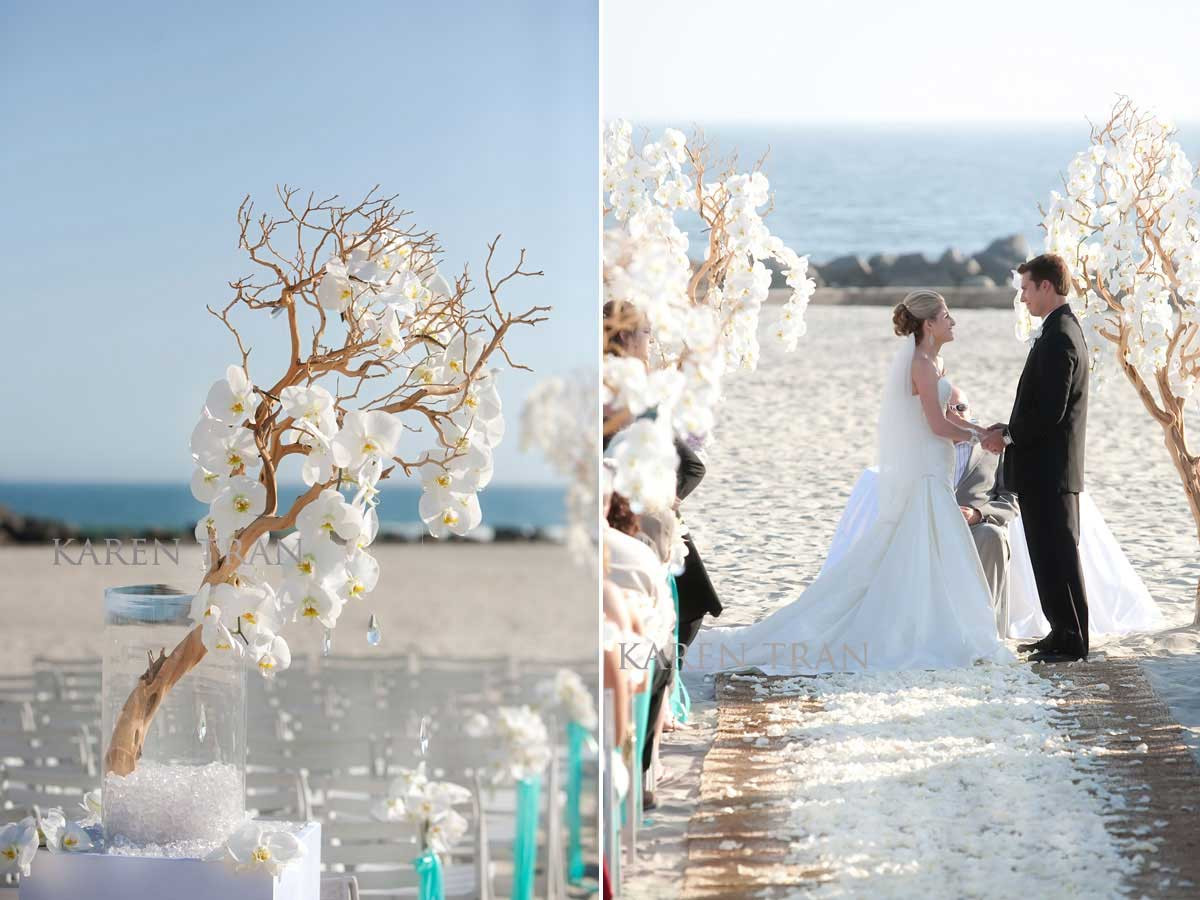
772, 285, 1015, 309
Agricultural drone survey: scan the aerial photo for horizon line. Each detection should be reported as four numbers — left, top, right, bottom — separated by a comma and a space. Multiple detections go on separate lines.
0, 478, 567, 490
609, 116, 1200, 129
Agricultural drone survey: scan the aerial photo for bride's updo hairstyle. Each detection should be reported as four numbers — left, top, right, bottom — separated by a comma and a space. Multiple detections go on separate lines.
892, 290, 946, 342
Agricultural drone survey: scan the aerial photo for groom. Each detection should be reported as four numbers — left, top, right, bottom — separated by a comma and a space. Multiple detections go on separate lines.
983, 254, 1090, 662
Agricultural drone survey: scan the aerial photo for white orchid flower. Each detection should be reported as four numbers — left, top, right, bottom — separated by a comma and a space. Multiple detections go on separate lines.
226, 585, 282, 641
449, 442, 494, 492
472, 705, 552, 783
26, 808, 66, 851
296, 488, 362, 543
194, 512, 222, 550
341, 549, 379, 600
418, 485, 482, 538
205, 365, 260, 424
371, 300, 415, 355
460, 371, 502, 421
279, 531, 346, 582
0, 821, 38, 877
211, 475, 267, 535
413, 355, 441, 386
191, 417, 260, 475
250, 630, 292, 677
280, 384, 338, 443
427, 809, 470, 855
55, 821, 93, 853
203, 617, 243, 656
450, 404, 505, 452
218, 822, 305, 876
437, 331, 484, 384
352, 505, 380, 552
441, 419, 496, 488
332, 410, 403, 472
544, 668, 597, 729
317, 258, 355, 312
281, 577, 344, 628
79, 790, 101, 819
190, 466, 224, 503
398, 269, 430, 305
300, 431, 351, 487
348, 239, 411, 285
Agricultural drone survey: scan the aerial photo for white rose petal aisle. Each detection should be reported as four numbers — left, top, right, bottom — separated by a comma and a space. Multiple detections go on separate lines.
10, 186, 545, 897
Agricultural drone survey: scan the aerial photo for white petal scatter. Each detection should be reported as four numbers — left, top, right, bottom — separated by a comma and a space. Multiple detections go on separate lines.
750, 667, 1142, 897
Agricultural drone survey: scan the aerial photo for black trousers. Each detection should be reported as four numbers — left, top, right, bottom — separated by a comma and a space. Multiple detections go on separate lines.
641, 648, 674, 773
1019, 489, 1089, 654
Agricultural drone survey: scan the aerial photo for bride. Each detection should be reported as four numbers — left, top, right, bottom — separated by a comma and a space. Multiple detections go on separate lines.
703, 290, 1013, 675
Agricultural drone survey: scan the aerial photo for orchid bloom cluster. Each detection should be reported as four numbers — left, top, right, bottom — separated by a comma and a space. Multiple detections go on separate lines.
372, 762, 473, 856
180, 188, 545, 678
537, 667, 598, 731
0, 807, 94, 880
464, 705, 552, 784
1034, 100, 1200, 398
603, 121, 814, 514
519, 373, 599, 564
210, 822, 305, 877
1032, 99, 1200, 618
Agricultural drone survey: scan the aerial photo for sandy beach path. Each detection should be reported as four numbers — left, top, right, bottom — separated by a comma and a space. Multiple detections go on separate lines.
0, 542, 596, 675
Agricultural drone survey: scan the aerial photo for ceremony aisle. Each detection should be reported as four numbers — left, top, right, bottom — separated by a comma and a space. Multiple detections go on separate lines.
622, 307, 1200, 897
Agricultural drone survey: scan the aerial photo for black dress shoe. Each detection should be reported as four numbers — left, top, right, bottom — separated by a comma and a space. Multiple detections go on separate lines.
1017, 635, 1057, 654
1027, 648, 1087, 663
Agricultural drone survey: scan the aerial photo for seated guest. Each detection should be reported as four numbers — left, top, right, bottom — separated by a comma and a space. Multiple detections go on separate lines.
603, 298, 722, 656
946, 386, 1020, 633
603, 487, 675, 801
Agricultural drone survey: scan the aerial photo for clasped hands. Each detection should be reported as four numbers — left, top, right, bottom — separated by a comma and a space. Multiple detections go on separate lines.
978, 422, 1007, 454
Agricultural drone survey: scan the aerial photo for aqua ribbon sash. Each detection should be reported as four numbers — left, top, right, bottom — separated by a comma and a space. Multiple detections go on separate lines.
668, 575, 691, 724
412, 847, 444, 900
512, 774, 542, 900
566, 720, 587, 883
624, 655, 656, 825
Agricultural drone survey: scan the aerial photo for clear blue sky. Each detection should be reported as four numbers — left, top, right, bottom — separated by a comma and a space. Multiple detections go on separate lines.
605, 0, 1200, 124
0, 0, 598, 485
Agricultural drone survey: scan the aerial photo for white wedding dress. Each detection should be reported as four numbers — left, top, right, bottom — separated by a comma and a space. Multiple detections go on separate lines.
706, 343, 1013, 675
821, 470, 1164, 639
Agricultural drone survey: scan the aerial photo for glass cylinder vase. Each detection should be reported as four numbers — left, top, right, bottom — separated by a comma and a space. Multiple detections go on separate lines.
101, 584, 247, 852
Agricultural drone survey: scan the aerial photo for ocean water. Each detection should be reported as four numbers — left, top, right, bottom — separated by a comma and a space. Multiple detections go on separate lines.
0, 482, 566, 533
665, 123, 1200, 263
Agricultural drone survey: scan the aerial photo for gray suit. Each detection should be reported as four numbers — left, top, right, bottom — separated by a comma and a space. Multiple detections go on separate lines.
955, 444, 1020, 634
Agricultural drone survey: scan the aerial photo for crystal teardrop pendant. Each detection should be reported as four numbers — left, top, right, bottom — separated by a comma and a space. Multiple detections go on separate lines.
367, 613, 382, 646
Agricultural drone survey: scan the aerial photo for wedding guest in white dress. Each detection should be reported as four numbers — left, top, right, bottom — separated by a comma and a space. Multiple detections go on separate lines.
698, 291, 1013, 675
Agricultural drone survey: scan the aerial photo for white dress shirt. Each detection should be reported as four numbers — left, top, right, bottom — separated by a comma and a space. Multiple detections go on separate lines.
953, 440, 972, 489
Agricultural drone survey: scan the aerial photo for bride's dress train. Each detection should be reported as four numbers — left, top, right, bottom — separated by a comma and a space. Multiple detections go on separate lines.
821, 469, 1164, 639
701, 344, 1013, 675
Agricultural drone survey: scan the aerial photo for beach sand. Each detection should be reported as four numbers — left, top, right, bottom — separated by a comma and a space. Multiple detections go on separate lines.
0, 542, 597, 674
624, 304, 1200, 897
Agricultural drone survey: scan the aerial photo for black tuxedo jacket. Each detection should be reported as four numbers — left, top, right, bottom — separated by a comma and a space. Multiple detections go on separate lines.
1002, 304, 1089, 495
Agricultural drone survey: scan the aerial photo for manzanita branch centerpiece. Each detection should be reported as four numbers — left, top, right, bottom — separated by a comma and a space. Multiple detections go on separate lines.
100, 186, 545, 846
